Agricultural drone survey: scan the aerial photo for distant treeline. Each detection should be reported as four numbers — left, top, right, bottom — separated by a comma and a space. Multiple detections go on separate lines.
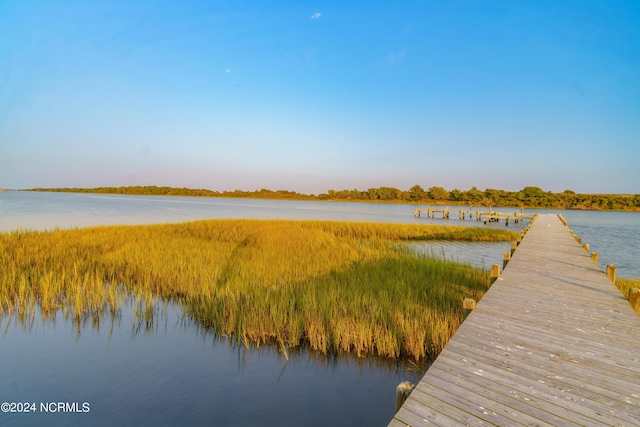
29, 186, 310, 200
28, 185, 640, 211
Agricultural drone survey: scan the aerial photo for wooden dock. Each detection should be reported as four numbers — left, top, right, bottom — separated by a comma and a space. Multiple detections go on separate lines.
414, 206, 535, 225
390, 213, 640, 426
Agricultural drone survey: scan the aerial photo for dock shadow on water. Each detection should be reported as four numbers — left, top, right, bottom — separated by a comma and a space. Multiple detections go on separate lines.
1, 294, 426, 427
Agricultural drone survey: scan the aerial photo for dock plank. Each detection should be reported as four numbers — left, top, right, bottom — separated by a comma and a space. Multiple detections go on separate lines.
390, 213, 640, 426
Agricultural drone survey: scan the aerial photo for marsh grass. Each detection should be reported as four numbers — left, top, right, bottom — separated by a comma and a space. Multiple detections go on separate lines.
0, 219, 515, 360
616, 278, 640, 301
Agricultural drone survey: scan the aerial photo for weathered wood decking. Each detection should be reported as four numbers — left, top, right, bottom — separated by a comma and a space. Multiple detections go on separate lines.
390, 213, 640, 426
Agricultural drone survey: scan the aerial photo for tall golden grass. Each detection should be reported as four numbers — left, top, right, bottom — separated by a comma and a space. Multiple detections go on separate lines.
616, 278, 640, 301
0, 219, 515, 360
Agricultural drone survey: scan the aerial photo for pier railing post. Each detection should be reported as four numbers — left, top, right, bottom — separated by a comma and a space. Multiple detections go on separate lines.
629, 289, 640, 316
490, 264, 500, 283
606, 264, 616, 283
395, 381, 415, 412
463, 298, 476, 320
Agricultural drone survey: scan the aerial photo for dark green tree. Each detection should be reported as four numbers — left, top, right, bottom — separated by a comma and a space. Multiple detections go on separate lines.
409, 185, 426, 201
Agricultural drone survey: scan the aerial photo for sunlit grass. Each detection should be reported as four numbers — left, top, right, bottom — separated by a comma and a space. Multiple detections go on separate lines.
616, 278, 640, 300
0, 219, 515, 360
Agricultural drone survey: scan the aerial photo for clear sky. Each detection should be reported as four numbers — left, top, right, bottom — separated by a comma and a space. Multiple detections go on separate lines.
1, 0, 639, 194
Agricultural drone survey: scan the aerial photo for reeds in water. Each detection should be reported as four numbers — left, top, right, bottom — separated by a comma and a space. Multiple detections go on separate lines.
0, 220, 515, 360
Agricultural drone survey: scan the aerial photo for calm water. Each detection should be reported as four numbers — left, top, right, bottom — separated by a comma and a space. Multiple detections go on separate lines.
2, 191, 637, 276
1, 191, 638, 426
1, 300, 419, 427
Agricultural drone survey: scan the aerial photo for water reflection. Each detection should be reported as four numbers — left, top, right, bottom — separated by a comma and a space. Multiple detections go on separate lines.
1, 296, 425, 427
1, 294, 429, 375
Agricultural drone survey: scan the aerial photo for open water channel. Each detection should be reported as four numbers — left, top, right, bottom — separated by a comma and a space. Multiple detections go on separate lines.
1, 191, 638, 426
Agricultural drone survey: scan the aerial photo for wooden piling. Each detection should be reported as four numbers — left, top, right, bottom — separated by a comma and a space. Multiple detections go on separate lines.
629, 289, 640, 316
395, 381, 415, 412
583, 243, 590, 252
511, 241, 517, 256
503, 251, 510, 270
463, 298, 476, 320
490, 264, 500, 282
463, 298, 476, 310
591, 252, 599, 263
606, 264, 617, 283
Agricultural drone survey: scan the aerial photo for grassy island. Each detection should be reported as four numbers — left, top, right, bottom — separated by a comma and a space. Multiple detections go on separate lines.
1, 220, 516, 361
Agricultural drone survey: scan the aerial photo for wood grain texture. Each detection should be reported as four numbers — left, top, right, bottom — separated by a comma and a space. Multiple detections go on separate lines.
390, 214, 640, 426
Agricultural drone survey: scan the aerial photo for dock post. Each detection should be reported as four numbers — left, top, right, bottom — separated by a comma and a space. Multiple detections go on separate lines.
606, 264, 617, 283
629, 289, 640, 316
463, 298, 476, 310
511, 241, 517, 256
395, 381, 415, 412
490, 264, 501, 283
503, 252, 511, 270
583, 243, 590, 252
463, 298, 476, 320
591, 252, 599, 263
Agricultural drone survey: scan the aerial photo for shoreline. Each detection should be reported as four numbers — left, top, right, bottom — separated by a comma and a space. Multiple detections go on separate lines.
14, 187, 640, 213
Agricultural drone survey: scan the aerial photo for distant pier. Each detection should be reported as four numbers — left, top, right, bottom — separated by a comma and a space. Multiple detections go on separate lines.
414, 206, 536, 226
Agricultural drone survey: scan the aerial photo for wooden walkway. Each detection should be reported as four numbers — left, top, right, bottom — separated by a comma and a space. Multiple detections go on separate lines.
390, 213, 640, 426
414, 207, 535, 225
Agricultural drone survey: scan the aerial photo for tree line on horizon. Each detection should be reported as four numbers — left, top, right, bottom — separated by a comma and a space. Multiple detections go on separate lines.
28, 185, 640, 211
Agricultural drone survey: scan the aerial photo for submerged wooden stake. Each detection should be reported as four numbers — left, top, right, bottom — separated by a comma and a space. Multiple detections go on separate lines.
395, 381, 415, 412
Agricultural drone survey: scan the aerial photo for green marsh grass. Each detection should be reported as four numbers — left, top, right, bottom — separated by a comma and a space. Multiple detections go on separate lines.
0, 220, 515, 360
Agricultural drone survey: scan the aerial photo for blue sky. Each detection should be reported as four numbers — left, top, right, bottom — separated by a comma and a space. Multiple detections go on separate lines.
1, 0, 639, 194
